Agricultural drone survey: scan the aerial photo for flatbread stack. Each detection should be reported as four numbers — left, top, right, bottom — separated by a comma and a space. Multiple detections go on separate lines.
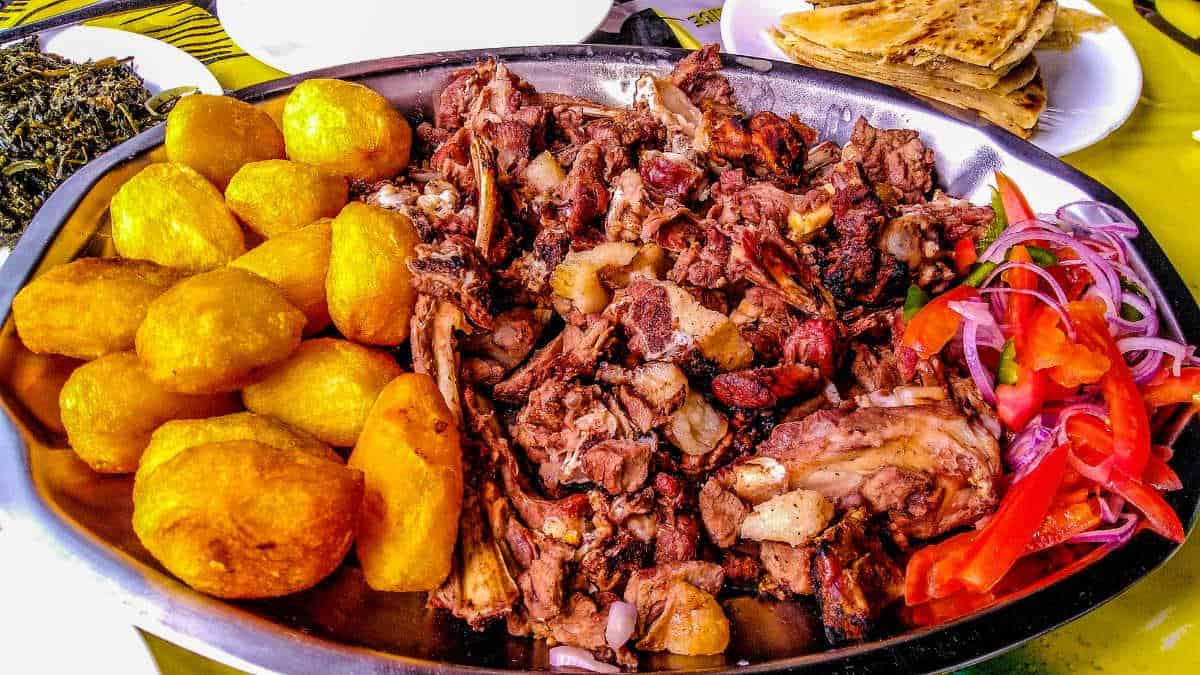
772, 0, 1056, 137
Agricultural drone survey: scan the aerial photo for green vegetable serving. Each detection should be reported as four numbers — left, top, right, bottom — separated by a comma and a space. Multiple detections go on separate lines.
0, 38, 172, 246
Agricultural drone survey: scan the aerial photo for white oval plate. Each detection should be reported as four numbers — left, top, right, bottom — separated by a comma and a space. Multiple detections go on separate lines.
216, 0, 615, 75
35, 25, 222, 96
720, 0, 1142, 156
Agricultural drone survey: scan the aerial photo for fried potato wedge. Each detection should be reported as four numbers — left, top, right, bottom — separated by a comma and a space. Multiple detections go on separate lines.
349, 373, 463, 591
282, 78, 411, 182
59, 352, 239, 473
13, 257, 186, 360
242, 338, 402, 447
110, 162, 246, 272
165, 94, 285, 189
140, 411, 336, 482
327, 202, 419, 346
133, 439, 362, 598
136, 268, 305, 393
230, 220, 333, 334
225, 160, 348, 238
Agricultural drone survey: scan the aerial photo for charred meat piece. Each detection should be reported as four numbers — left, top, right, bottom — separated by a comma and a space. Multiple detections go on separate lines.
758, 403, 1001, 542
711, 364, 821, 409
638, 150, 705, 203
840, 117, 934, 204
409, 234, 494, 329
668, 43, 736, 109
553, 140, 610, 234
809, 509, 904, 643
430, 484, 520, 629
493, 318, 614, 403
821, 160, 908, 307
462, 307, 551, 375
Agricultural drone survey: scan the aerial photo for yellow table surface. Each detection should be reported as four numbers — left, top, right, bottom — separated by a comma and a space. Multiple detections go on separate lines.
2, 0, 1198, 672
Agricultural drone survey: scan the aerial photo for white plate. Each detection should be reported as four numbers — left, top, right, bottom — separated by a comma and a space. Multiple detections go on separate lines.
35, 25, 222, 96
720, 0, 1142, 156
217, 0, 615, 75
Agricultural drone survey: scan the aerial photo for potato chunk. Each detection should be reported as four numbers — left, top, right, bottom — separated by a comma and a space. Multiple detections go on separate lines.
136, 268, 305, 393
140, 411, 336, 481
230, 220, 333, 334
13, 257, 185, 360
349, 373, 463, 591
110, 162, 246, 272
225, 160, 348, 238
282, 79, 411, 182
326, 202, 419, 346
165, 94, 285, 189
59, 352, 238, 473
132, 439, 362, 598
242, 338, 402, 447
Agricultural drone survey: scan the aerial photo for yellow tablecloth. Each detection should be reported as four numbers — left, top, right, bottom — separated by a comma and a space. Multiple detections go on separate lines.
3, 1, 1198, 673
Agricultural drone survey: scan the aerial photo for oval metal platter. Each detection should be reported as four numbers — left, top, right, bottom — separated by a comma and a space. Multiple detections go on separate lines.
0, 45, 1197, 675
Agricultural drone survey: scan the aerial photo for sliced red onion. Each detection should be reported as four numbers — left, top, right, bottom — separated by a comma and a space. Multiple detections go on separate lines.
1056, 201, 1139, 238
961, 318, 996, 405
978, 260, 1069, 306
979, 287, 1074, 336
1068, 514, 1139, 546
1097, 494, 1116, 523
549, 646, 620, 673
605, 601, 636, 649
1118, 337, 1190, 376
981, 227, 1122, 308
1007, 417, 1052, 477
1053, 403, 1109, 447
949, 300, 1004, 349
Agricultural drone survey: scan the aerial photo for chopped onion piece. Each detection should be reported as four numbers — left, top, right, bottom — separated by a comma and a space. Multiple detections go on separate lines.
1068, 514, 1139, 545
978, 261, 1069, 306
549, 646, 619, 673
961, 317, 996, 405
979, 288, 1074, 336
605, 601, 636, 649
1117, 337, 1190, 376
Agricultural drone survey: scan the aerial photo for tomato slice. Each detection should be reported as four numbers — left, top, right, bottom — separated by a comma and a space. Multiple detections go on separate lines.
995, 361, 1046, 431
954, 237, 979, 274
996, 171, 1036, 224
901, 286, 980, 359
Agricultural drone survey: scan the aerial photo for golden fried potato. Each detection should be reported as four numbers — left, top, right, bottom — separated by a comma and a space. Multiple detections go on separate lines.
165, 94, 285, 189
110, 162, 246, 272
349, 373, 462, 591
326, 202, 419, 346
13, 258, 186, 360
281, 79, 411, 182
132, 439, 362, 598
139, 412, 336, 482
242, 338, 402, 447
225, 160, 348, 238
59, 352, 238, 473
230, 220, 332, 334
136, 268, 306, 394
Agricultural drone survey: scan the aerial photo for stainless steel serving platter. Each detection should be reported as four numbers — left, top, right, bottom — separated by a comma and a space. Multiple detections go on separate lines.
0, 46, 1197, 675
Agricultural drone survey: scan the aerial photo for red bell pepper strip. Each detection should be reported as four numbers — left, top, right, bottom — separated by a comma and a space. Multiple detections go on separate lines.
1143, 455, 1183, 492
904, 530, 975, 605
954, 444, 1071, 593
1142, 367, 1200, 407
1068, 298, 1152, 478
953, 237, 979, 274
996, 171, 1036, 225
1108, 472, 1185, 542
901, 286, 980, 359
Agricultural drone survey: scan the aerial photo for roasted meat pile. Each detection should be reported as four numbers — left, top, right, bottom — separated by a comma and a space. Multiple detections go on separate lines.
372, 46, 1003, 668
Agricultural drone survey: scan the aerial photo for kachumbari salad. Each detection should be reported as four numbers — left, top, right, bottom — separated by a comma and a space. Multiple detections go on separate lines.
900, 173, 1197, 623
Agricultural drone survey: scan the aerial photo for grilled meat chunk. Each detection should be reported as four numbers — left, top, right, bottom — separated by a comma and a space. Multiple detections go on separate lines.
759, 403, 1001, 542
841, 117, 934, 204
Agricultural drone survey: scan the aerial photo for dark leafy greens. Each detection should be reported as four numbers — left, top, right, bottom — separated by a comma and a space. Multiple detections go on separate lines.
0, 37, 173, 246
